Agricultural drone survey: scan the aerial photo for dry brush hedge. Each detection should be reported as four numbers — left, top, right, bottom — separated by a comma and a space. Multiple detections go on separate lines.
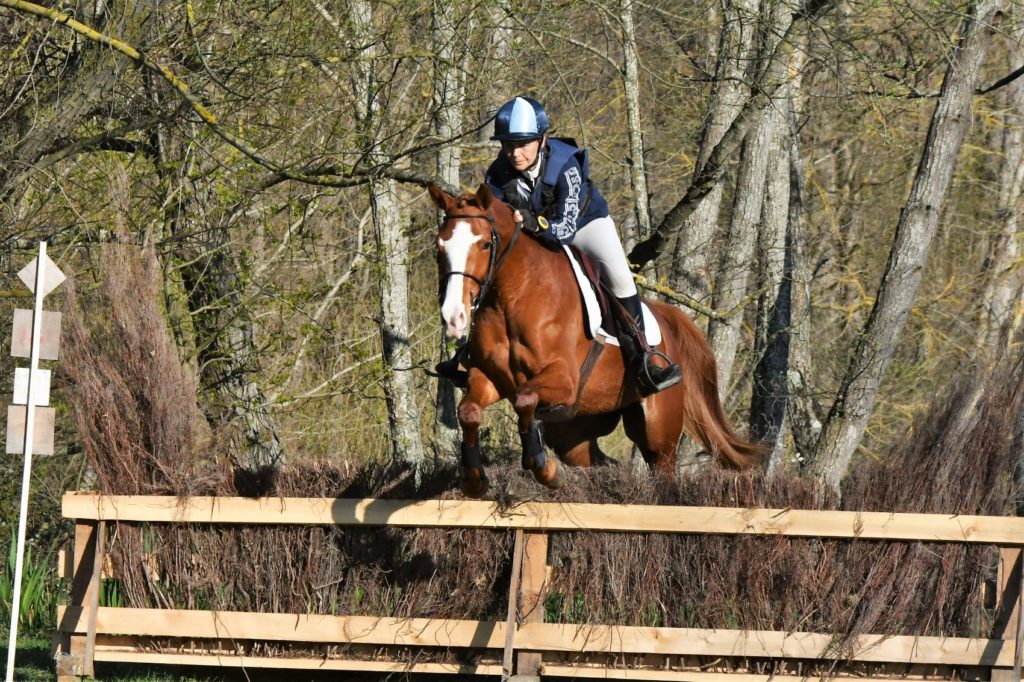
59, 245, 1023, 664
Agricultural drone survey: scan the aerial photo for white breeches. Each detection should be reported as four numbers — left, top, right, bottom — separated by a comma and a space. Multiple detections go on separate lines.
569, 215, 638, 298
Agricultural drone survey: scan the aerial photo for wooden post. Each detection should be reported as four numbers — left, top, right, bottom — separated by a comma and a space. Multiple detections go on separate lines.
514, 532, 549, 680
56, 520, 101, 682
502, 529, 525, 679
992, 547, 1021, 682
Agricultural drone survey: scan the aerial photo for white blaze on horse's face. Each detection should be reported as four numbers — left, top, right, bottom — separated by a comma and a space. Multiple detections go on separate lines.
439, 220, 483, 339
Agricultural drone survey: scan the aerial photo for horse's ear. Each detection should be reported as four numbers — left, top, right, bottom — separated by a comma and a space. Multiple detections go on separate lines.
428, 183, 451, 211
476, 183, 495, 210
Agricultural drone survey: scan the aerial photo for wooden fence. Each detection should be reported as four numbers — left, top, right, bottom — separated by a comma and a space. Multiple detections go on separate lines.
54, 493, 1024, 681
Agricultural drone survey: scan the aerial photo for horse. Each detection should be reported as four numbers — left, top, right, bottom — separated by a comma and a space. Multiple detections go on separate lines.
429, 183, 764, 497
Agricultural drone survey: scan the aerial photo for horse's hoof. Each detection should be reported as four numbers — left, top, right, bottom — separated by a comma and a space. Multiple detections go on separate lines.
533, 460, 566, 490
460, 470, 489, 498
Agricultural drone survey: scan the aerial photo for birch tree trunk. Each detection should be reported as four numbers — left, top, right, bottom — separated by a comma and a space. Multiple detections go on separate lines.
620, 0, 651, 247
977, 27, 1024, 357
372, 178, 428, 469
670, 0, 758, 302
432, 0, 465, 460
349, 0, 428, 471
809, 0, 1001, 492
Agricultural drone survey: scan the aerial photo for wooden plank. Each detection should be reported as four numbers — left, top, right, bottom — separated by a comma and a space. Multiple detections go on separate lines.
60, 494, 1024, 544
61, 521, 99, 674
516, 624, 1015, 666
56, 607, 1015, 666
58, 606, 507, 648
91, 649, 503, 674
540, 665, 939, 680
1017, 551, 1023, 681
83, 520, 104, 677
993, 547, 1022, 682
503, 529, 525, 677
516, 532, 548, 677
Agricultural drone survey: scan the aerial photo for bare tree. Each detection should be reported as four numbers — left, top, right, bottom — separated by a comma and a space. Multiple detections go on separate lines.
752, 4, 812, 471
430, 0, 468, 461
347, 0, 428, 471
749, 95, 796, 468
628, 0, 833, 271
977, 23, 1024, 357
670, 0, 759, 302
809, 0, 1002, 492
620, 0, 652, 246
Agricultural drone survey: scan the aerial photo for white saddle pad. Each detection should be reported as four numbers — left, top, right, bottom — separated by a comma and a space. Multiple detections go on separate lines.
563, 245, 662, 348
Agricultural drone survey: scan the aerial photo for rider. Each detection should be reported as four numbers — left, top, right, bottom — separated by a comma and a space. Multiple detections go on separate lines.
437, 95, 681, 394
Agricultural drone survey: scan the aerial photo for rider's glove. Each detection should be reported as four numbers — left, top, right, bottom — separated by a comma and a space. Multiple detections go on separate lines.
517, 208, 542, 233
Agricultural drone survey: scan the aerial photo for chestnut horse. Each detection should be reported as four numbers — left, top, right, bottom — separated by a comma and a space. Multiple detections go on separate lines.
430, 184, 762, 497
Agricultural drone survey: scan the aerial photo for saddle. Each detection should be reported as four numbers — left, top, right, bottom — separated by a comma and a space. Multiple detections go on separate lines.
561, 245, 662, 349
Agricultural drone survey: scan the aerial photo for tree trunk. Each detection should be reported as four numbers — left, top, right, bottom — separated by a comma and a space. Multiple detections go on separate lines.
809, 0, 1001, 493
977, 26, 1024, 358
619, 0, 651, 248
754, 2, 811, 472
707, 114, 772, 394
431, 0, 465, 461
371, 177, 428, 469
749, 91, 793, 466
669, 0, 758, 302
349, 0, 428, 471
707, 0, 792, 396
784, 112, 823, 469
154, 122, 285, 475
628, 0, 832, 270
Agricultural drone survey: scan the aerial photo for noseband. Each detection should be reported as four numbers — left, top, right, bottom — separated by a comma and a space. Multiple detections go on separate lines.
439, 211, 522, 313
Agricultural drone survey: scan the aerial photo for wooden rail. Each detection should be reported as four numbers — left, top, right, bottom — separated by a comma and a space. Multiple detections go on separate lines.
55, 493, 1024, 681
62, 493, 1024, 543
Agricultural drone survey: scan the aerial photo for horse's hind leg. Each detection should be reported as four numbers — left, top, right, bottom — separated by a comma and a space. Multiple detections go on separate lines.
457, 370, 500, 498
622, 390, 686, 478
545, 414, 621, 467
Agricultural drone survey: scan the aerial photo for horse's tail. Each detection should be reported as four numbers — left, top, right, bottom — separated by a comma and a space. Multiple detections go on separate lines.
663, 306, 767, 470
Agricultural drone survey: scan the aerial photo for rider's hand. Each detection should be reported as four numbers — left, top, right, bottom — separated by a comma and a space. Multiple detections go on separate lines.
514, 208, 550, 235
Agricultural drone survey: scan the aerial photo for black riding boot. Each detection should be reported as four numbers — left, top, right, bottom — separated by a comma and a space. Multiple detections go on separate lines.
617, 294, 682, 394
434, 343, 470, 389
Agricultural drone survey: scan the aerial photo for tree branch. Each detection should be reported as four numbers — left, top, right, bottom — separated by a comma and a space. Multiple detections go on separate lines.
627, 0, 836, 269
0, 0, 460, 195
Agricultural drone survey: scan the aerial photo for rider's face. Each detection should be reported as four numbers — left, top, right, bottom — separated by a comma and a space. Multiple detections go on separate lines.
502, 137, 543, 172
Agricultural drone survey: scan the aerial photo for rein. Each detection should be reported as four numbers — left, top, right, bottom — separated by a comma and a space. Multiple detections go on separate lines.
440, 211, 523, 312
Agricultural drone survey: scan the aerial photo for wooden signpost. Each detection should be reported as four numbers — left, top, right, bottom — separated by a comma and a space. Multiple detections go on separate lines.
5, 243, 64, 682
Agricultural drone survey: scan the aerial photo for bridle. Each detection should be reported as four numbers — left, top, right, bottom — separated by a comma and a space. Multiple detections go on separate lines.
438, 210, 522, 313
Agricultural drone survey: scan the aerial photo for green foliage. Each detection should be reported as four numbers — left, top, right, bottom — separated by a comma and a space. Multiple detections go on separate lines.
0, 528, 63, 636
100, 578, 124, 608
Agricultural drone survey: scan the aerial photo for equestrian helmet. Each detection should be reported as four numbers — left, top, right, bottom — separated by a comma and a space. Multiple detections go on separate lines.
491, 96, 549, 141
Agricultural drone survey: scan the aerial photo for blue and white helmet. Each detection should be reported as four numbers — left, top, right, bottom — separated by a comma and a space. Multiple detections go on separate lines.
491, 96, 549, 141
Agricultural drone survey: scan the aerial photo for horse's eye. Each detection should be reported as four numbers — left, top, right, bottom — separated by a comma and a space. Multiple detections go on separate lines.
481, 241, 492, 251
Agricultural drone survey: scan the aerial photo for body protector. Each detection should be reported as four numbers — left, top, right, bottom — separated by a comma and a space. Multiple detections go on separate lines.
485, 138, 609, 243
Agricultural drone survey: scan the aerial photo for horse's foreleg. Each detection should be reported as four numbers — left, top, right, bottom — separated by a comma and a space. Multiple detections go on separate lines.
513, 360, 576, 489
457, 371, 500, 498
